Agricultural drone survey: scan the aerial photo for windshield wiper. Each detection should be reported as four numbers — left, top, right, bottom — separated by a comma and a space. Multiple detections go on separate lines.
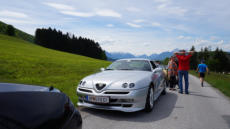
105, 68, 114, 70
118, 69, 134, 70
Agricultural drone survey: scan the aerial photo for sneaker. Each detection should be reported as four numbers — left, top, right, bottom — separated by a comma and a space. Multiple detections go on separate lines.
185, 91, 189, 94
179, 91, 183, 94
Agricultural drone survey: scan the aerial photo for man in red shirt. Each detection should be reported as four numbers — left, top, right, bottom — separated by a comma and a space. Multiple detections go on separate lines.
174, 50, 194, 94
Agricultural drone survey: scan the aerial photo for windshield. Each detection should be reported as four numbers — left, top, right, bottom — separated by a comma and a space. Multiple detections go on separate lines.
106, 60, 152, 71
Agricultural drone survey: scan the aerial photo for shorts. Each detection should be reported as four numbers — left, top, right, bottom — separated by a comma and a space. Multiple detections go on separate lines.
199, 72, 205, 78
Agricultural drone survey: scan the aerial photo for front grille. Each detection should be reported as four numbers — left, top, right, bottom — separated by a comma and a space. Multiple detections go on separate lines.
122, 104, 132, 107
79, 88, 92, 93
84, 101, 122, 107
95, 83, 106, 90
84, 101, 133, 108
104, 91, 129, 94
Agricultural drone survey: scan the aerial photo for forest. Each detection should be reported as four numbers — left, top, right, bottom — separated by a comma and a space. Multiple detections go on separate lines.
35, 28, 107, 60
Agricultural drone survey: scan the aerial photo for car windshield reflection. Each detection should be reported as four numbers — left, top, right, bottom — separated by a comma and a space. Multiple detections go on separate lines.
106, 60, 151, 71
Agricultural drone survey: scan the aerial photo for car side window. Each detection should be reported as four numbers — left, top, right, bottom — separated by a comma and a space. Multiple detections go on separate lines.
150, 61, 156, 69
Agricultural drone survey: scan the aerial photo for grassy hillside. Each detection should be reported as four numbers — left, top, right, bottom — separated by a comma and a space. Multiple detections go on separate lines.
0, 21, 34, 43
190, 71, 230, 97
0, 34, 111, 105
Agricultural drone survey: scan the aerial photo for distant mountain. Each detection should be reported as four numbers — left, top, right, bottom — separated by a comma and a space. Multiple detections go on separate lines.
155, 51, 173, 60
105, 51, 135, 60
137, 54, 149, 59
106, 49, 180, 61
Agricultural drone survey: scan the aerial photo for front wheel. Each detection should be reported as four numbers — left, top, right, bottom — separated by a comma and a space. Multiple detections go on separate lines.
145, 86, 154, 112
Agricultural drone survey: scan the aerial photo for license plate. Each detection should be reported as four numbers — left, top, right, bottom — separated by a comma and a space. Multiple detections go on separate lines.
86, 96, 109, 103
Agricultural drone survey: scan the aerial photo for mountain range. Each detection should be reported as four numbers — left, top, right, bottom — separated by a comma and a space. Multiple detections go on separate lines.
106, 49, 180, 61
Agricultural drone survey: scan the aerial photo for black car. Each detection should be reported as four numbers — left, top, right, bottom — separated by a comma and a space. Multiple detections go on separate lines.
0, 83, 82, 129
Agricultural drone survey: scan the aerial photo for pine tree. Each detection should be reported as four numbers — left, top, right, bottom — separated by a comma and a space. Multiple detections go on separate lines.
6, 25, 15, 36
190, 46, 198, 70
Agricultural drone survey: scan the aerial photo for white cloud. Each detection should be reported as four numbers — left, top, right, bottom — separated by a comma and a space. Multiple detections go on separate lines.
126, 7, 141, 12
157, 4, 187, 16
169, 7, 187, 16
154, 0, 171, 3
96, 9, 121, 18
178, 35, 184, 39
133, 19, 145, 23
170, 24, 190, 32
0, 18, 31, 24
0, 10, 28, 18
126, 22, 141, 28
99, 38, 116, 45
60, 9, 121, 18
60, 11, 94, 17
193, 38, 229, 51
43, 2, 75, 10
151, 22, 161, 27
217, 40, 224, 45
157, 4, 168, 9
45, 3, 122, 18
106, 24, 114, 27
177, 35, 192, 40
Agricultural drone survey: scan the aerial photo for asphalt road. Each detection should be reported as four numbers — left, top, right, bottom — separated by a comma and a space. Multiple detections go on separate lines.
78, 75, 230, 129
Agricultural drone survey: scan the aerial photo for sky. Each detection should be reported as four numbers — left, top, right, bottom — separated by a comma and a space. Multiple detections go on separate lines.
0, 0, 230, 55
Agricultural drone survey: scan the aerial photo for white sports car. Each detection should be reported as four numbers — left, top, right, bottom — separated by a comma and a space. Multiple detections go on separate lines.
76, 58, 166, 112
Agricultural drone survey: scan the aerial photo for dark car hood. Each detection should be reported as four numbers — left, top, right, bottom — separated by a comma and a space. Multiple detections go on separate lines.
0, 83, 59, 92
0, 83, 75, 129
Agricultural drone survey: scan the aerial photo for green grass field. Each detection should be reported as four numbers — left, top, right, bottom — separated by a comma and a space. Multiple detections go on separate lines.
0, 34, 111, 105
190, 70, 230, 97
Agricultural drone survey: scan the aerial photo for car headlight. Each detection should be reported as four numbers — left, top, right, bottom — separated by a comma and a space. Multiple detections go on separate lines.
82, 81, 86, 86
79, 80, 86, 86
129, 83, 135, 88
122, 83, 128, 88
122, 83, 135, 88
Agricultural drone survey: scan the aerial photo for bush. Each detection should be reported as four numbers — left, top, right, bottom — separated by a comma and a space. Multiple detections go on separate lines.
6, 25, 15, 36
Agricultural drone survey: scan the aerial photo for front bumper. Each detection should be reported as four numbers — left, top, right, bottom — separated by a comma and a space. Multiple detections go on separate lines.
77, 87, 148, 112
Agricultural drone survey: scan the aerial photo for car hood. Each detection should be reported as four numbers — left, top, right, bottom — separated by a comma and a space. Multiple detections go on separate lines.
0, 83, 60, 93
81, 70, 152, 90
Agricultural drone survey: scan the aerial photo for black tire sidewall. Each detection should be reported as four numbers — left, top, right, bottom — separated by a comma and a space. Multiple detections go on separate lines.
145, 86, 154, 112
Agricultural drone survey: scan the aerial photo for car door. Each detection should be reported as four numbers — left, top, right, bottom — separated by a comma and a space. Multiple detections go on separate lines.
158, 67, 165, 92
150, 61, 161, 94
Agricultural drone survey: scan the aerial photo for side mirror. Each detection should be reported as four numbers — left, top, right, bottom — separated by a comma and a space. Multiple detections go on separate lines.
152, 69, 157, 73
100, 68, 105, 71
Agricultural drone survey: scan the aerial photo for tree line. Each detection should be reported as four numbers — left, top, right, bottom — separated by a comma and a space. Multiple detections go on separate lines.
0, 21, 34, 42
0, 24, 16, 36
35, 28, 107, 60
189, 46, 230, 72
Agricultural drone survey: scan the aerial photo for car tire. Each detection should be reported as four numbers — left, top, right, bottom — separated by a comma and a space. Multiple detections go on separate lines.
145, 85, 154, 112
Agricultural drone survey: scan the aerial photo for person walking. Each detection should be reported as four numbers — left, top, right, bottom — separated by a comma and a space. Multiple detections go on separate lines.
196, 60, 209, 87
174, 50, 194, 94
167, 56, 178, 90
